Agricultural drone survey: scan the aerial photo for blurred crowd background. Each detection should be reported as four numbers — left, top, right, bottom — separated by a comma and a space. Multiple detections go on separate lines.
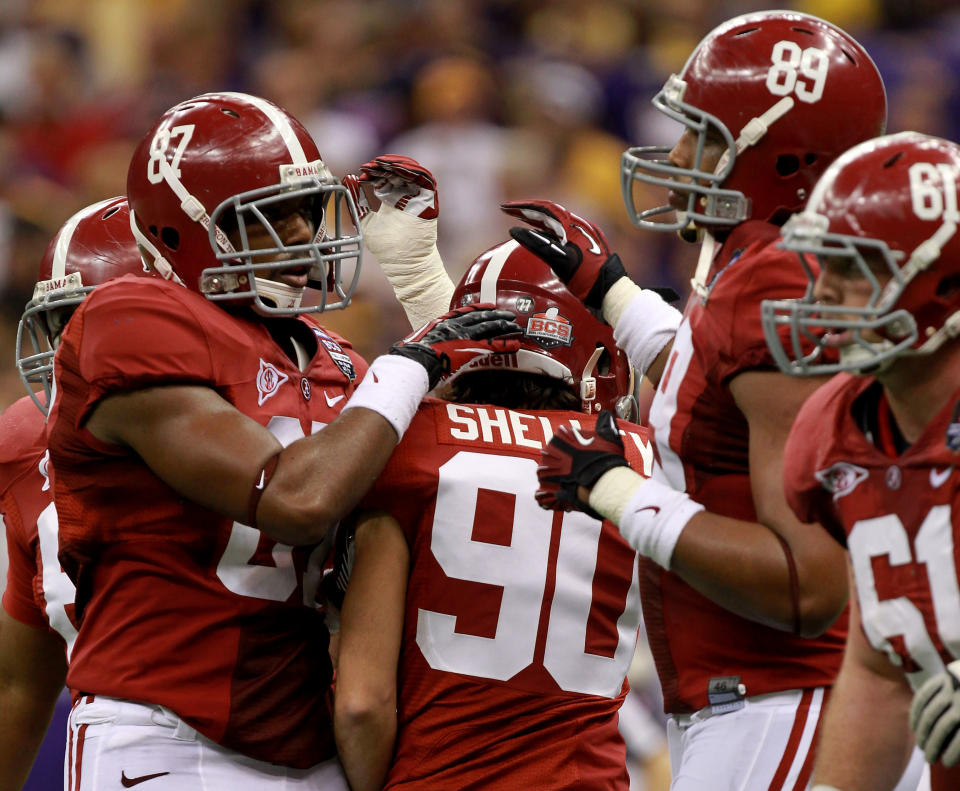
1, 0, 959, 410
2, 2, 959, 788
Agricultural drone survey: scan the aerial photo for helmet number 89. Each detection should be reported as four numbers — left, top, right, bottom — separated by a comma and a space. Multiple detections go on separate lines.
766, 41, 828, 104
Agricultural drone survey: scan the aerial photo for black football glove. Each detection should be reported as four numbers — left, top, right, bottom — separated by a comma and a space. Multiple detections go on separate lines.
910, 660, 960, 767
536, 410, 630, 520
503, 199, 679, 308
390, 303, 522, 389
503, 199, 626, 311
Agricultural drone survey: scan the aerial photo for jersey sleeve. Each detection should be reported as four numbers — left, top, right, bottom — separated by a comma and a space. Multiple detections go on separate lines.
711, 234, 816, 384
1, 505, 47, 628
63, 278, 218, 426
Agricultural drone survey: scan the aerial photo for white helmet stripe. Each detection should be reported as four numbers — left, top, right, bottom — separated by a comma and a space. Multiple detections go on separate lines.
221, 91, 308, 165
51, 199, 114, 281
479, 239, 520, 303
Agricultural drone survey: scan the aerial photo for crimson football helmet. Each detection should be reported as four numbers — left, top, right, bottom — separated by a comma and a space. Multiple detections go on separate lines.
17, 196, 151, 415
126, 92, 362, 316
450, 239, 634, 417
622, 11, 886, 233
762, 132, 960, 375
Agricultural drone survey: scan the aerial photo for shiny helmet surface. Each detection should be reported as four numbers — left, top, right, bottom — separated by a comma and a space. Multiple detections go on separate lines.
17, 196, 150, 414
622, 11, 886, 234
126, 91, 362, 316
762, 132, 960, 375
451, 239, 635, 417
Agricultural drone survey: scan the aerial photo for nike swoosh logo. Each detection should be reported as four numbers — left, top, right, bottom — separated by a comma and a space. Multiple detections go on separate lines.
121, 771, 170, 787
324, 391, 345, 407
569, 425, 594, 446
931, 466, 953, 488
528, 230, 568, 256
573, 224, 602, 254
634, 505, 661, 516
255, 470, 266, 490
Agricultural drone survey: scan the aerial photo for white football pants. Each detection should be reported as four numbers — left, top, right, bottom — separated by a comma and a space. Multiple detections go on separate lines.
65, 695, 349, 791
665, 687, 926, 791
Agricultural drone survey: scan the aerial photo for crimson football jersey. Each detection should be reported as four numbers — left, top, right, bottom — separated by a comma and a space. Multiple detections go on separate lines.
360, 400, 652, 790
1, 395, 78, 652
47, 275, 367, 769
645, 221, 846, 713
785, 376, 960, 791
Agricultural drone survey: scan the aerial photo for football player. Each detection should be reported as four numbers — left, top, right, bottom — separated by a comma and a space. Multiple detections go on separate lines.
0, 197, 151, 789
46, 92, 520, 789
762, 131, 960, 791
514, 12, 925, 791
333, 238, 651, 790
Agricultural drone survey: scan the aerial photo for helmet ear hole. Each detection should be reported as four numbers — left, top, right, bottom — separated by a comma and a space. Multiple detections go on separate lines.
160, 227, 181, 251
936, 273, 960, 299
776, 154, 801, 177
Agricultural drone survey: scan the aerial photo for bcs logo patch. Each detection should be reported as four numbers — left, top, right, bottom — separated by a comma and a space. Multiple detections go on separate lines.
525, 307, 572, 349
256, 359, 289, 406
312, 327, 356, 380
814, 462, 869, 500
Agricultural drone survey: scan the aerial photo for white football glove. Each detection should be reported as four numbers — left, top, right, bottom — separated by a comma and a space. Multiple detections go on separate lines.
910, 659, 960, 766
344, 155, 453, 330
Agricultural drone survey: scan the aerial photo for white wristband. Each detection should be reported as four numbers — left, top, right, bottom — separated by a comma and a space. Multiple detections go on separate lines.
810, 786, 846, 791
592, 473, 703, 569
604, 282, 681, 375
363, 204, 455, 329
340, 354, 428, 439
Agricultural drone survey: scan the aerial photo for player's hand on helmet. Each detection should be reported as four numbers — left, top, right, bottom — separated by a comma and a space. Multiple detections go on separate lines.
910, 659, 960, 766
536, 410, 631, 520
344, 154, 439, 223
502, 200, 628, 311
390, 304, 522, 390
344, 155, 453, 330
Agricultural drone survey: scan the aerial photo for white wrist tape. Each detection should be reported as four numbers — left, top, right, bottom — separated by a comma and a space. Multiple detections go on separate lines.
810, 786, 846, 791
604, 281, 681, 375
588, 466, 646, 525
591, 472, 702, 569
363, 204, 455, 330
340, 354, 428, 439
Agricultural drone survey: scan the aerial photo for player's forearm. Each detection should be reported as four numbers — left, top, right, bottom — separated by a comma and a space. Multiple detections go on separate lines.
670, 511, 845, 635
812, 655, 914, 791
0, 687, 62, 789
259, 407, 399, 544
334, 707, 396, 791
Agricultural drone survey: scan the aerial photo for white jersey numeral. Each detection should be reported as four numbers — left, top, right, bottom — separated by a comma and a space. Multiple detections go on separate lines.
648, 317, 693, 491
765, 41, 828, 103
416, 451, 641, 698
216, 416, 327, 603
146, 123, 195, 185
36, 501, 78, 658
849, 506, 960, 688
908, 162, 960, 222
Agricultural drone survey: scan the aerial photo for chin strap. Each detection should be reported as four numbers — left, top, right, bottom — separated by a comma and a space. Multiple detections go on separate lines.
253, 277, 304, 311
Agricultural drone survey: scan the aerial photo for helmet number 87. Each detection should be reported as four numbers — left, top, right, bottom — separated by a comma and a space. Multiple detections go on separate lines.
147, 124, 195, 184
766, 41, 828, 103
